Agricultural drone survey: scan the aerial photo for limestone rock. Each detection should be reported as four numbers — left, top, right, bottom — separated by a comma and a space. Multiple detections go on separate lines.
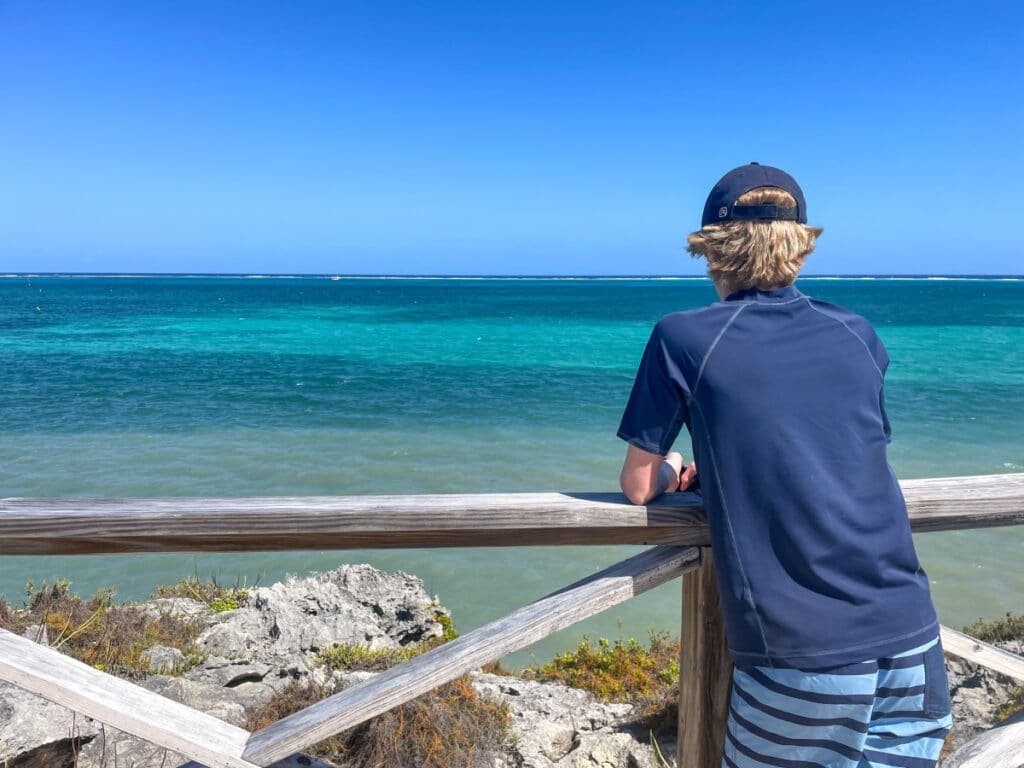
143, 596, 211, 622
184, 654, 273, 687
194, 564, 447, 665
470, 672, 659, 768
141, 644, 187, 674
945, 646, 1024, 756
0, 681, 100, 768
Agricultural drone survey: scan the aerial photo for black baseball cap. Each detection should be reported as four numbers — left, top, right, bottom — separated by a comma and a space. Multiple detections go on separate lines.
700, 162, 807, 227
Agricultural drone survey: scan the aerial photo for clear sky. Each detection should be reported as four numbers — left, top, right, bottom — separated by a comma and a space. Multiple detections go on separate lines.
1, 1, 1021, 276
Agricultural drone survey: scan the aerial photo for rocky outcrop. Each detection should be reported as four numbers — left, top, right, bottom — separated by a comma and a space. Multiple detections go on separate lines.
2, 564, 446, 768
943, 640, 1024, 765
471, 672, 665, 768
3, 566, 1023, 768
195, 565, 448, 664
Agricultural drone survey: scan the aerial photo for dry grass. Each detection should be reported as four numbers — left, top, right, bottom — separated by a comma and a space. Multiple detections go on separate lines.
246, 676, 510, 768
253, 608, 510, 768
0, 579, 203, 679
246, 680, 351, 762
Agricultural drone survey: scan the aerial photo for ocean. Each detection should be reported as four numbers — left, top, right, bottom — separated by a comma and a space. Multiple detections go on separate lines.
1, 275, 1021, 670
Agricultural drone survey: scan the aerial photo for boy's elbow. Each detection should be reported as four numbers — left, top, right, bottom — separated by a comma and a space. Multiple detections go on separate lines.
619, 476, 650, 506
625, 490, 648, 506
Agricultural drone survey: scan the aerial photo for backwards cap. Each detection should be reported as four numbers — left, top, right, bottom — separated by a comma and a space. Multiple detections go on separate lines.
701, 162, 807, 227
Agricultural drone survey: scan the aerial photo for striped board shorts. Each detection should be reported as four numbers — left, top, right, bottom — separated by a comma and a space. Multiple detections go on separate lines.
723, 634, 953, 768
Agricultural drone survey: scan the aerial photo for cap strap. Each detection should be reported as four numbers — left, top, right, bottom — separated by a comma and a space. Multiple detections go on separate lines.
730, 204, 798, 221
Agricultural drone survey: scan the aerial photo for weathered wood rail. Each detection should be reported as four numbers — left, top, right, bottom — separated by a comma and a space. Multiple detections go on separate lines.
1, 472, 1023, 768
3, 473, 1023, 555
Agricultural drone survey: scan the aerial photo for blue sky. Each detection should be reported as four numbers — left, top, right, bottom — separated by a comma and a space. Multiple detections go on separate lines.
1, 1, 1021, 275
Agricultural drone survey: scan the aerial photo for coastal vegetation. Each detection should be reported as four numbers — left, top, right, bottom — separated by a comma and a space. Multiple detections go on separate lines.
259, 610, 514, 767
521, 630, 681, 735
2, 577, 1022, 766
152, 575, 253, 613
0, 579, 203, 678
245, 675, 511, 768
965, 611, 1024, 645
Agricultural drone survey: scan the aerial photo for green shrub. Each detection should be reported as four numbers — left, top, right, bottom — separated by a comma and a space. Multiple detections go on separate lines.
963, 612, 1024, 644
152, 576, 249, 612
525, 629, 679, 704
316, 643, 423, 671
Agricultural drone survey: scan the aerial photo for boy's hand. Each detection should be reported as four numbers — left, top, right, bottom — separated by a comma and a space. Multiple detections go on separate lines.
678, 461, 698, 492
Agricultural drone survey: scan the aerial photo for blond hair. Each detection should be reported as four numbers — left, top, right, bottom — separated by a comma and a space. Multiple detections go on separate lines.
686, 186, 823, 294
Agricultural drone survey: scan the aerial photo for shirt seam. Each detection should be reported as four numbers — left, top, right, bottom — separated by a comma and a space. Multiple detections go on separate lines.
691, 303, 749, 403
803, 298, 884, 382
729, 619, 939, 663
692, 397, 774, 664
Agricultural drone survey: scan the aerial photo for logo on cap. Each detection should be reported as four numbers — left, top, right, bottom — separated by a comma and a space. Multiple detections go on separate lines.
718, 206, 728, 219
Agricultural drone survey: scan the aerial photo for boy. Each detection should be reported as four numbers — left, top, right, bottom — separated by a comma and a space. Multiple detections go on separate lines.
616, 163, 952, 767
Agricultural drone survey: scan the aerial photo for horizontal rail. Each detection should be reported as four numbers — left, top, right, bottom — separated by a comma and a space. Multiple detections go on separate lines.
242, 544, 701, 763
1, 473, 1022, 555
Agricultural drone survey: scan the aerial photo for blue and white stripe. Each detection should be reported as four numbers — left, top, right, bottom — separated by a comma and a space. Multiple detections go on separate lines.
723, 636, 953, 768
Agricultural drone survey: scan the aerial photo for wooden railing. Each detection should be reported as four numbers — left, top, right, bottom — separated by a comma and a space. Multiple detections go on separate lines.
2, 472, 1023, 768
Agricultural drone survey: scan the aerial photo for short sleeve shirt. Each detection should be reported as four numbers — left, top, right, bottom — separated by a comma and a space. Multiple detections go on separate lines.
617, 284, 937, 668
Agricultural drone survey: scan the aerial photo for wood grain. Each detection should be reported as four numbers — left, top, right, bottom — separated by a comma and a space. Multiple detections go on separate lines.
0, 492, 706, 554
0, 628, 256, 768
2, 473, 1021, 555
678, 549, 733, 768
942, 716, 1024, 768
242, 544, 701, 764
941, 625, 1024, 683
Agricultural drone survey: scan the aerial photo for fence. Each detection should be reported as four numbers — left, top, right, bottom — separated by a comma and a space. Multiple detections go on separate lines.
2, 472, 1023, 768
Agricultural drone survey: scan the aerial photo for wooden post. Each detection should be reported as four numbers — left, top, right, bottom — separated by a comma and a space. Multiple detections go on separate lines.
678, 548, 733, 768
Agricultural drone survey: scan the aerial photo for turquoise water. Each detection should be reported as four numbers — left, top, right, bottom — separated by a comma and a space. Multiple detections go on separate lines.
1, 275, 1022, 670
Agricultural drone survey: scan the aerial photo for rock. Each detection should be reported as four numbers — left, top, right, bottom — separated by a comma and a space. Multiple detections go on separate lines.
184, 655, 273, 687
945, 646, 1024, 755
20, 624, 49, 646
194, 564, 447, 666
0, 681, 100, 768
143, 596, 211, 622
470, 672, 660, 768
141, 644, 187, 674
572, 731, 653, 768
143, 675, 275, 725
76, 725, 186, 768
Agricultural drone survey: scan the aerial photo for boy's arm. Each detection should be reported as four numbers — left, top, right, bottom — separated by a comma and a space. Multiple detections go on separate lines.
619, 446, 697, 505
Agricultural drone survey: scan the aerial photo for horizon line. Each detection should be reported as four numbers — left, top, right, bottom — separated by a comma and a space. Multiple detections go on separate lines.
2, 272, 1023, 280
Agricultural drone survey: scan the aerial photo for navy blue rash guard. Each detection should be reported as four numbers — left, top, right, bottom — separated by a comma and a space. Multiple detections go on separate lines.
617, 284, 938, 669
